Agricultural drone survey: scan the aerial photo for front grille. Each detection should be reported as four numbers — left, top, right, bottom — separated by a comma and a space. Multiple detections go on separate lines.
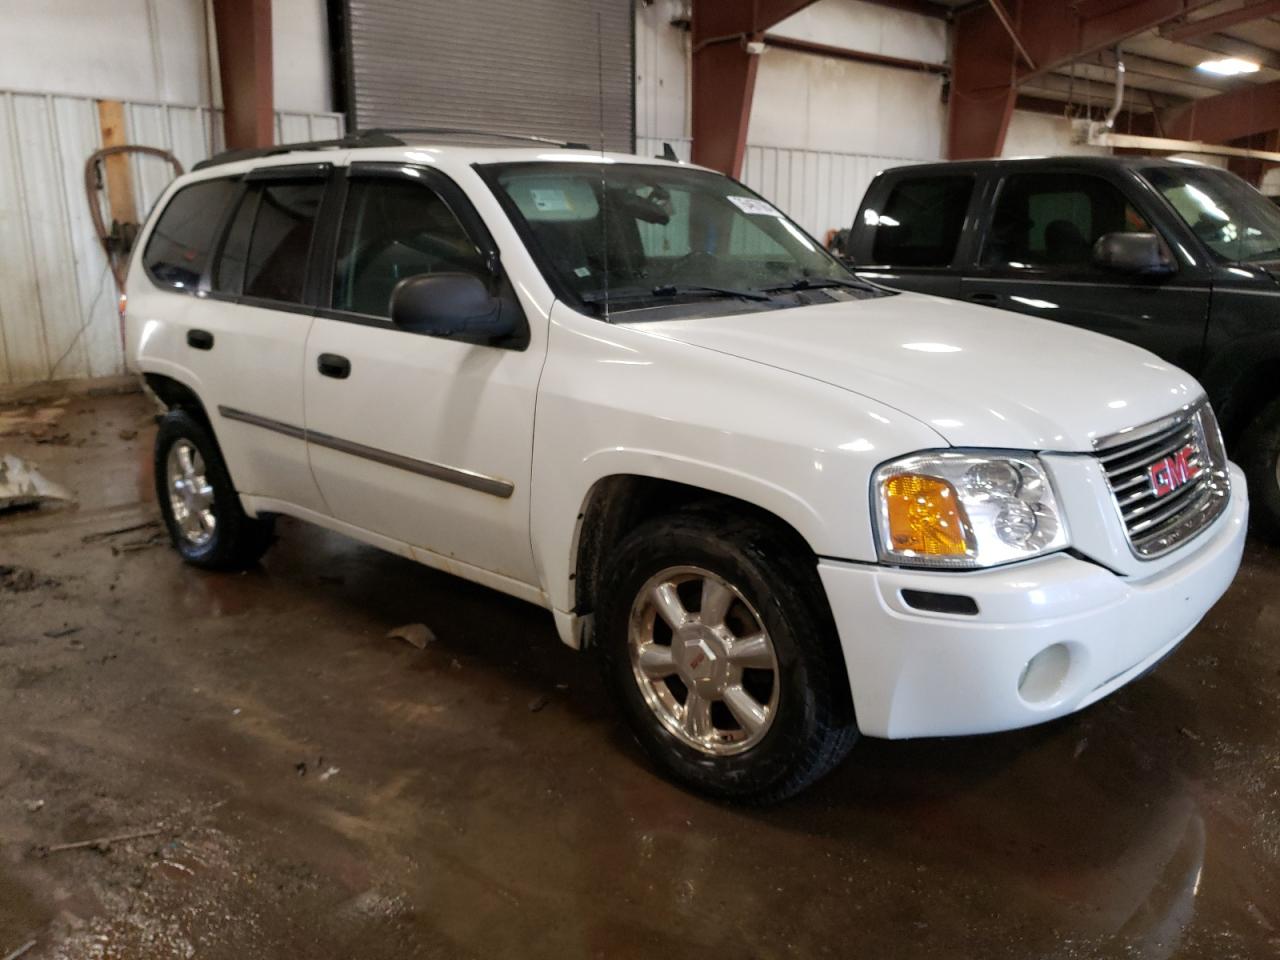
1094, 401, 1231, 559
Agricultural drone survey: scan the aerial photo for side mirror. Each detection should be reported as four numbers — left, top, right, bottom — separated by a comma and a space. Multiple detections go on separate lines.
1092, 232, 1174, 276
389, 273, 515, 342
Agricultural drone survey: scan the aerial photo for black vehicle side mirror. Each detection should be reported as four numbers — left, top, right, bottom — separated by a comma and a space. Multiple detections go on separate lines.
1092, 232, 1175, 276
390, 273, 515, 342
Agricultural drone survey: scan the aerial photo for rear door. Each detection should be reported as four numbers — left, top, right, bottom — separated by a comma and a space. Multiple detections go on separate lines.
186, 164, 331, 513
850, 170, 980, 298
302, 163, 543, 586
959, 169, 1212, 374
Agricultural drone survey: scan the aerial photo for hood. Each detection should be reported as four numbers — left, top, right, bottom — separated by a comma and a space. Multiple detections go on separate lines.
639, 293, 1203, 452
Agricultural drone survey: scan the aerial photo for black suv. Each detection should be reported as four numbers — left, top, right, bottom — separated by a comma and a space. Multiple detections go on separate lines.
846, 156, 1280, 536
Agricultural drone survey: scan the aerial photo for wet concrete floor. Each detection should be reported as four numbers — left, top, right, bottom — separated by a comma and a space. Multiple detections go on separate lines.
1, 391, 1278, 959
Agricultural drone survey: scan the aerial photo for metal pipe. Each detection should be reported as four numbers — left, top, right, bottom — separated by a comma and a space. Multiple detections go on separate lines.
1105, 51, 1126, 129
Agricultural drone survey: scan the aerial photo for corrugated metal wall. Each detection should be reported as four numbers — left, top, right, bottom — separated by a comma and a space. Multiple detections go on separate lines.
344, 0, 634, 151
636, 136, 922, 241
0, 90, 342, 387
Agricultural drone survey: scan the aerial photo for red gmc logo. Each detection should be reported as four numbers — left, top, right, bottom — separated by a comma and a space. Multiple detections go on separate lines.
1148, 445, 1200, 498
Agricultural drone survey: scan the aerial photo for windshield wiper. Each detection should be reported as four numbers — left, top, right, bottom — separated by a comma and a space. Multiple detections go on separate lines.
757, 276, 873, 294
649, 283, 772, 302
580, 284, 771, 305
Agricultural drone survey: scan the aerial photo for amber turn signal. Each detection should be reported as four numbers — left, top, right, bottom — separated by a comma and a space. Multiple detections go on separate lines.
882, 474, 972, 556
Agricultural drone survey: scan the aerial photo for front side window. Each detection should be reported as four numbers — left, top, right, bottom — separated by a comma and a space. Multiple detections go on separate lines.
866, 175, 974, 267
1143, 165, 1280, 263
482, 162, 870, 317
242, 181, 325, 303
143, 178, 239, 291
331, 177, 487, 318
983, 173, 1151, 269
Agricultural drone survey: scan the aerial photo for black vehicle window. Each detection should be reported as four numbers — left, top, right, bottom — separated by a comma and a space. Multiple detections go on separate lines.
983, 173, 1151, 269
868, 175, 974, 267
212, 189, 257, 296
243, 181, 326, 303
332, 177, 487, 318
143, 178, 239, 291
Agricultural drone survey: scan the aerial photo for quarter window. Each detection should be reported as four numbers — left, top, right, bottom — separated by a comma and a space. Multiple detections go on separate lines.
868, 175, 974, 267
331, 177, 487, 319
242, 181, 326, 303
983, 173, 1151, 269
143, 178, 239, 291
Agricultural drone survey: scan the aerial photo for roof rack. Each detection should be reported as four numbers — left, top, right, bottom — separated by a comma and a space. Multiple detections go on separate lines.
192, 127, 595, 171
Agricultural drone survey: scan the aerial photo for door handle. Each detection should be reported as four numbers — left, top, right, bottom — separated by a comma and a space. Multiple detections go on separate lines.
967, 292, 999, 304
317, 353, 351, 379
187, 329, 214, 350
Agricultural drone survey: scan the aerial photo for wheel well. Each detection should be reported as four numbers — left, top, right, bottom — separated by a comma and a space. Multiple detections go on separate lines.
572, 475, 816, 624
144, 374, 212, 429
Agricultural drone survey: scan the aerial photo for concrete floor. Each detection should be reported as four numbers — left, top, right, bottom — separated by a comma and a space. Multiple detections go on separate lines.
1, 391, 1278, 960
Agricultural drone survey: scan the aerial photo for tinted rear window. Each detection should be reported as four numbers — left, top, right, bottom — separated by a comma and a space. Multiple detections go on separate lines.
143, 178, 240, 290
242, 181, 325, 303
867, 175, 974, 267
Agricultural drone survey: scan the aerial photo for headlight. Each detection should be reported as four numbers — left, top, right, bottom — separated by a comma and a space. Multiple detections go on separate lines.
872, 452, 1069, 569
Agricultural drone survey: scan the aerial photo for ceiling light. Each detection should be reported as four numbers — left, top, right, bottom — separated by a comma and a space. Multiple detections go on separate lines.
1196, 57, 1260, 76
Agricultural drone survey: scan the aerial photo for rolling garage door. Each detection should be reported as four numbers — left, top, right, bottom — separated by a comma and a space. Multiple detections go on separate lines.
340, 0, 634, 152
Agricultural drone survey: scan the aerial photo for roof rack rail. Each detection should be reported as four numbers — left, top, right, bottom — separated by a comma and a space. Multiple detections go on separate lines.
192, 127, 596, 172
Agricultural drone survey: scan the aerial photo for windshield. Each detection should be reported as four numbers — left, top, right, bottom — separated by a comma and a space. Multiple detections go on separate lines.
481, 161, 868, 316
1143, 165, 1280, 263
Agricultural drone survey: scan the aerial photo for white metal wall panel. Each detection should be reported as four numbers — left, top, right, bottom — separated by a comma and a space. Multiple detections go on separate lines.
344, 0, 634, 151
639, 136, 922, 242
0, 89, 343, 386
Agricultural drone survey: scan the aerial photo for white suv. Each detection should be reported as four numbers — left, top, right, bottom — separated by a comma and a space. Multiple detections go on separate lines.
126, 132, 1248, 801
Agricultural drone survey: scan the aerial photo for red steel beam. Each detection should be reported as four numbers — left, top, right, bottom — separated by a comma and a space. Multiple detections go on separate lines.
1160, 0, 1280, 42
762, 33, 947, 74
691, 0, 821, 175
947, 0, 1220, 159
212, 0, 273, 150
947, 2, 1018, 158
1161, 78, 1280, 143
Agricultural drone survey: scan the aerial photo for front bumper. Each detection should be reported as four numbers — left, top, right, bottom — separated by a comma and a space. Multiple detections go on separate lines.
820, 463, 1248, 739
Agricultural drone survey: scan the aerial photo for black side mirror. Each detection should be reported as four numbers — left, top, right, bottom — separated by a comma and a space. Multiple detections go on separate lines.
389, 273, 516, 342
1092, 232, 1174, 276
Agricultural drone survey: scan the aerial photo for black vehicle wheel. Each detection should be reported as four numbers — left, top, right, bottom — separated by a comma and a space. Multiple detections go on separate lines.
1241, 396, 1280, 542
153, 409, 274, 569
596, 507, 859, 803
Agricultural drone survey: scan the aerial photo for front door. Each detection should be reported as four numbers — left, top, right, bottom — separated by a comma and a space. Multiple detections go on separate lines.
303, 164, 544, 586
959, 170, 1211, 374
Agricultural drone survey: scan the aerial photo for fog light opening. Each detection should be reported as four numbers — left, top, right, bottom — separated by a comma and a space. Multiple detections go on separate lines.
1018, 643, 1071, 704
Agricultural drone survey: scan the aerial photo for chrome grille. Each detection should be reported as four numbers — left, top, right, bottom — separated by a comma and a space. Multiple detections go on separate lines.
1095, 401, 1231, 559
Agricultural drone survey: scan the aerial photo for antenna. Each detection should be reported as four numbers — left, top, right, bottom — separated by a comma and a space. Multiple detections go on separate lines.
596, 9, 610, 322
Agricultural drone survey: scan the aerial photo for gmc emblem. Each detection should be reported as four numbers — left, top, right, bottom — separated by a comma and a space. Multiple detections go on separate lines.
1148, 445, 1200, 498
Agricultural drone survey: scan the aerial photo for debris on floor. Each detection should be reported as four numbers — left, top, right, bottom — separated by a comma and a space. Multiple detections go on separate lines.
34, 827, 162, 858
386, 622, 435, 649
2, 938, 37, 960
0, 454, 73, 513
0, 565, 59, 593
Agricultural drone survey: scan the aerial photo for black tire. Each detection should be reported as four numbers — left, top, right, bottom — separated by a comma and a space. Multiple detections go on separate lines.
596, 507, 859, 803
1240, 396, 1280, 542
153, 409, 274, 569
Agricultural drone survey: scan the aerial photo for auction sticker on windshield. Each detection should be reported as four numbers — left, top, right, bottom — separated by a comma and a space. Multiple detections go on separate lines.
728, 195, 781, 216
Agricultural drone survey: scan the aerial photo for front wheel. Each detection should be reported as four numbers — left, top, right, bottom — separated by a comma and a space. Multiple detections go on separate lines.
154, 409, 274, 569
597, 508, 858, 803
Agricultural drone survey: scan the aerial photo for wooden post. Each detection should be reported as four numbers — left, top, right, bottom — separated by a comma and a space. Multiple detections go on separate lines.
96, 100, 137, 226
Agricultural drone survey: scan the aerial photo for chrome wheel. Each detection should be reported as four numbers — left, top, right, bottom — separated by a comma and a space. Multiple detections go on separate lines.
628, 565, 780, 756
166, 440, 216, 547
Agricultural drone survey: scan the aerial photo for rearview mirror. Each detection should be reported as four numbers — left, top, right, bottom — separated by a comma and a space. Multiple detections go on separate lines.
389, 273, 515, 342
1092, 232, 1174, 276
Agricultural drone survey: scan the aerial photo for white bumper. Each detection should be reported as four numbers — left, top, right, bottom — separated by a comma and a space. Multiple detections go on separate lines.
820, 464, 1248, 739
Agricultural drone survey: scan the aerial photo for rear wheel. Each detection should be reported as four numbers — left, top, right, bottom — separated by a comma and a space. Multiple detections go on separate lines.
1241, 396, 1280, 541
597, 508, 858, 803
154, 409, 274, 569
